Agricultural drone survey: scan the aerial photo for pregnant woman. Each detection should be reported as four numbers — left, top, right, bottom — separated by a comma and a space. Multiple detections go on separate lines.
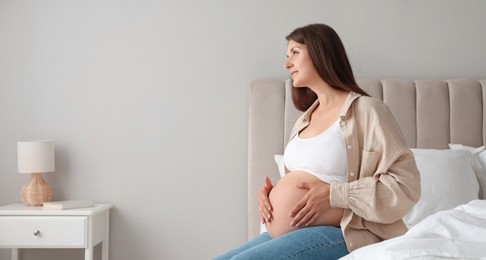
214, 23, 420, 260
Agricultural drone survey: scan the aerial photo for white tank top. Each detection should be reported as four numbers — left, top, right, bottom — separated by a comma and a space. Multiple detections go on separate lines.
284, 120, 347, 183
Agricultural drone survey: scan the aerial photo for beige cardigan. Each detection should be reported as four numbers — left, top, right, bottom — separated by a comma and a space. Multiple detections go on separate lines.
290, 92, 421, 252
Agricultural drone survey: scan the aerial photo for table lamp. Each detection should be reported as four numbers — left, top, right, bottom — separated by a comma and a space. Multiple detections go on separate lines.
17, 140, 55, 206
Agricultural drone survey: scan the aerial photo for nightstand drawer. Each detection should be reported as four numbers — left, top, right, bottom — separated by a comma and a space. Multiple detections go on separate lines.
0, 216, 87, 247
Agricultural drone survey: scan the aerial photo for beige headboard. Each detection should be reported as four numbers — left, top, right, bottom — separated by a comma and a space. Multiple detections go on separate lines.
248, 79, 486, 239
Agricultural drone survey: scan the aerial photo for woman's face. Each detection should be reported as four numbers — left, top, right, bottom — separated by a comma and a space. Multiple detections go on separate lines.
284, 40, 320, 88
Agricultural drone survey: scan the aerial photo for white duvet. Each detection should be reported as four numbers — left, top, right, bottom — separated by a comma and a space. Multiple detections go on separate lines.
341, 200, 486, 260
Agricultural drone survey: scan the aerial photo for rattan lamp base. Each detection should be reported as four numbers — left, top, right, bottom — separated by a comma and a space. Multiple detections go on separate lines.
21, 173, 52, 206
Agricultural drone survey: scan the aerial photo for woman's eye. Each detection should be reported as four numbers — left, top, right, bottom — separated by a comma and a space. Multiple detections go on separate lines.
292, 51, 299, 55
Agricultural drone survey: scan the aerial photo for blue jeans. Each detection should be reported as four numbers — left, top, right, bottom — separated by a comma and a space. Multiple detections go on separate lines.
213, 226, 348, 260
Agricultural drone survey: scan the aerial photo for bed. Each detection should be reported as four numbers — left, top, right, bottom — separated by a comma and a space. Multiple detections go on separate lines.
248, 79, 486, 258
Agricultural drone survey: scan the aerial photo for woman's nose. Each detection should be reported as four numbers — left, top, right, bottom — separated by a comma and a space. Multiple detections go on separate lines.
284, 60, 292, 70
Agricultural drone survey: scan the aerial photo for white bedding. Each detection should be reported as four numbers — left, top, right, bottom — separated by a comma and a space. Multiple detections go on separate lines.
341, 200, 486, 260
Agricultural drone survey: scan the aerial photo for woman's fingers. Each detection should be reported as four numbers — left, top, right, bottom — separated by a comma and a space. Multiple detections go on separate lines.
305, 212, 321, 227
293, 207, 320, 227
264, 176, 274, 190
290, 181, 330, 226
258, 177, 274, 223
290, 203, 310, 226
263, 176, 273, 211
260, 207, 267, 224
289, 196, 306, 217
258, 195, 272, 222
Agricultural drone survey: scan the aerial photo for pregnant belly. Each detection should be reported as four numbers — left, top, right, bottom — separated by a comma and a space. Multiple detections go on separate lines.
266, 170, 343, 238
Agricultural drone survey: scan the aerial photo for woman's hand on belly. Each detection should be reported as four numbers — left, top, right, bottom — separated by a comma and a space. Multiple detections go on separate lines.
289, 181, 331, 227
258, 176, 274, 224
265, 171, 342, 238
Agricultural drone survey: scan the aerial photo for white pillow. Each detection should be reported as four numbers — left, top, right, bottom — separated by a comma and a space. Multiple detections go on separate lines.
403, 149, 479, 228
449, 144, 486, 199
260, 222, 267, 234
274, 154, 285, 177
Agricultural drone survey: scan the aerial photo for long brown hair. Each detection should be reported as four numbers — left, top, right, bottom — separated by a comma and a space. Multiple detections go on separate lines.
286, 23, 368, 111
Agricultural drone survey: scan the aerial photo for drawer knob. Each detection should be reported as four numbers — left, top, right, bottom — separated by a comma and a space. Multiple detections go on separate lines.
33, 230, 40, 236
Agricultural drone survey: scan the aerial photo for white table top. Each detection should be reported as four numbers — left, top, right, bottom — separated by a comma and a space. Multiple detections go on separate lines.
0, 203, 113, 216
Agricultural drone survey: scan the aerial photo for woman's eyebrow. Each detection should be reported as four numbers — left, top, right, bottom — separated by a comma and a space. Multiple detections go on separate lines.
286, 46, 300, 58
287, 47, 300, 57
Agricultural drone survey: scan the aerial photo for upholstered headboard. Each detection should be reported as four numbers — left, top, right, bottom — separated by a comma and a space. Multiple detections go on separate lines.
248, 79, 486, 239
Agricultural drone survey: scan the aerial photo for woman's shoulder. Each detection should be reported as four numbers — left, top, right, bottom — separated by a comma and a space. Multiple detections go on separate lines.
350, 94, 400, 126
353, 94, 389, 111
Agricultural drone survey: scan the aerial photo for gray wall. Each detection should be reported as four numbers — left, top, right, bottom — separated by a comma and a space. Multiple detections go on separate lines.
0, 0, 485, 259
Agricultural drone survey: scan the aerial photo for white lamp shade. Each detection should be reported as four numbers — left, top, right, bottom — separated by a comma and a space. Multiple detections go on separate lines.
18, 141, 55, 173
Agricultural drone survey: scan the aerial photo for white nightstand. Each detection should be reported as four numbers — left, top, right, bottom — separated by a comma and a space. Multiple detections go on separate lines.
0, 203, 112, 260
